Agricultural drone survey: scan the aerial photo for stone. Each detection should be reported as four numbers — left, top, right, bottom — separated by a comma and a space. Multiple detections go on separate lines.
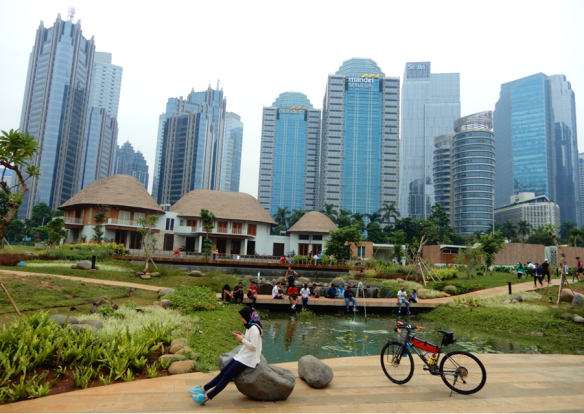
153, 301, 161, 307
573, 315, 584, 324
152, 305, 165, 310
71, 324, 97, 333
330, 278, 346, 287
140, 274, 151, 280
276, 276, 286, 285
503, 299, 511, 304
244, 275, 255, 281
158, 288, 175, 298
560, 289, 575, 303
159, 354, 186, 363
49, 314, 79, 326
80, 319, 103, 330
219, 347, 295, 401
510, 295, 523, 302
560, 313, 574, 321
396, 278, 404, 282
189, 270, 204, 277
168, 360, 197, 375
298, 355, 333, 389
169, 344, 185, 354
135, 271, 144, 277
298, 277, 311, 285
170, 338, 188, 348
71, 265, 78, 269
160, 299, 172, 309
93, 296, 111, 306
417, 291, 427, 299
176, 346, 196, 357
444, 285, 457, 293
76, 260, 92, 270
90, 296, 118, 314
511, 299, 519, 304
572, 293, 584, 308
150, 272, 160, 277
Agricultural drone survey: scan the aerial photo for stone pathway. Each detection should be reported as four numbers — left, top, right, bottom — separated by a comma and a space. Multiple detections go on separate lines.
1, 354, 583, 413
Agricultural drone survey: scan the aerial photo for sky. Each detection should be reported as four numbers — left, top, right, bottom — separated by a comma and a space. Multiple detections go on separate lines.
1, 0, 583, 199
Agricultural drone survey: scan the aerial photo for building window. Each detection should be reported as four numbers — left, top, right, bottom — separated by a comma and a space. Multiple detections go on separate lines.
298, 243, 310, 255
312, 235, 323, 241
247, 224, 257, 236
273, 243, 285, 257
165, 218, 174, 231
357, 246, 366, 257
299, 234, 309, 240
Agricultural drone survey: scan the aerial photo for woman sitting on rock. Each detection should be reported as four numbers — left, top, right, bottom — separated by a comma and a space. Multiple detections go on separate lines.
190, 307, 263, 405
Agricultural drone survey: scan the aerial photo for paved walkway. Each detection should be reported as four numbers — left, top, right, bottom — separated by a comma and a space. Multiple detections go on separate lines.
1, 354, 582, 413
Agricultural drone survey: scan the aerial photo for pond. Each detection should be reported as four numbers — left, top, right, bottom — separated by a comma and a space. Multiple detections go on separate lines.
259, 311, 584, 364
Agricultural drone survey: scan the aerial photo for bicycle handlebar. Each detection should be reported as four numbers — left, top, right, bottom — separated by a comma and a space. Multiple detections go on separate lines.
396, 321, 424, 331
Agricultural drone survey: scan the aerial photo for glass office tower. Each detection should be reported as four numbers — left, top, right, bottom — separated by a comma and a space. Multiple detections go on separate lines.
220, 112, 244, 192
319, 58, 400, 215
399, 62, 461, 220
19, 15, 95, 217
258, 92, 321, 215
580, 153, 584, 226
114, 141, 149, 189
433, 132, 455, 223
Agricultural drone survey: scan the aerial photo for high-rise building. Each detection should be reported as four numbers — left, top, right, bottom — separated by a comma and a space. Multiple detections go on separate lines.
87, 52, 122, 118
114, 141, 149, 189
495, 192, 560, 231
399, 62, 461, 220
432, 132, 455, 224
220, 112, 243, 192
319, 58, 400, 216
19, 15, 95, 217
580, 153, 584, 226
258, 92, 321, 215
156, 87, 227, 205
494, 73, 580, 225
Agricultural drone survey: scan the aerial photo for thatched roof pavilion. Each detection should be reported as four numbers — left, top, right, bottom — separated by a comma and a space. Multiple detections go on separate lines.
287, 211, 337, 233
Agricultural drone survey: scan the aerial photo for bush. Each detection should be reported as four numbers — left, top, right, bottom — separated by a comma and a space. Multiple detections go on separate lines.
164, 286, 219, 312
365, 259, 411, 276
432, 267, 458, 280
45, 243, 126, 260
493, 266, 512, 273
292, 255, 308, 265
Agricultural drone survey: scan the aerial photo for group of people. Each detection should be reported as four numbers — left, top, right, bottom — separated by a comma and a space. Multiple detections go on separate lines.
515, 256, 584, 287
280, 253, 335, 266
222, 281, 259, 306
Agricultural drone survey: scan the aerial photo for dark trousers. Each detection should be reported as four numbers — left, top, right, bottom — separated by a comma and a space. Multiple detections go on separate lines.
302, 297, 308, 309
204, 359, 247, 400
543, 271, 550, 283
232, 292, 243, 303
247, 292, 256, 306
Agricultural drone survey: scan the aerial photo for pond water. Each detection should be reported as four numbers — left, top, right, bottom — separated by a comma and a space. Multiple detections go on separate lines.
259, 311, 584, 364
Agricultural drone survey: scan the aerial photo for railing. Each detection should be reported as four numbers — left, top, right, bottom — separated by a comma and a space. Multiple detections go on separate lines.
64, 217, 83, 224
107, 218, 138, 227
187, 226, 248, 235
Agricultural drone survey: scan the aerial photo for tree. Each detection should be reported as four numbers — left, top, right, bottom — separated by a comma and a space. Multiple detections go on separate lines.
29, 202, 53, 228
367, 211, 382, 225
516, 220, 532, 241
560, 220, 577, 241
428, 203, 450, 228
272, 207, 291, 227
478, 231, 506, 274
92, 204, 110, 242
5, 219, 24, 242
351, 212, 366, 232
379, 202, 400, 226
569, 228, 583, 247
320, 203, 338, 223
392, 230, 406, 263
365, 221, 386, 244
0, 129, 41, 248
288, 209, 306, 228
324, 225, 362, 263
339, 208, 352, 218
271, 225, 287, 235
200, 208, 216, 259
393, 217, 421, 245
336, 213, 352, 228
499, 220, 517, 240
46, 217, 67, 248
526, 226, 554, 246
137, 215, 159, 273
454, 243, 483, 279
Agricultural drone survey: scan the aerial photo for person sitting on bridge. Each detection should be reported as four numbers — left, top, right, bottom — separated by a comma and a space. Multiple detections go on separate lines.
232, 282, 244, 304
272, 282, 284, 299
344, 285, 358, 312
287, 285, 299, 310
222, 284, 233, 302
409, 289, 418, 303
397, 286, 410, 315
326, 286, 337, 299
246, 281, 258, 307
311, 283, 320, 298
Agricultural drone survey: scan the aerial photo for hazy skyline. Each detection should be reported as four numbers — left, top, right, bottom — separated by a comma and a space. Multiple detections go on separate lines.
1, 0, 583, 200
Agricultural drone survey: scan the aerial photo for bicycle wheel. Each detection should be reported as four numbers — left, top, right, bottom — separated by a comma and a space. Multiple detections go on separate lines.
380, 341, 414, 384
439, 351, 486, 394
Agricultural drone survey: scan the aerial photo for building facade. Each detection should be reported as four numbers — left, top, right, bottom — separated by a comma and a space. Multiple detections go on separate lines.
432, 132, 455, 223
494, 192, 560, 231
87, 52, 122, 118
19, 15, 95, 217
580, 153, 584, 226
82, 108, 118, 188
258, 92, 321, 215
114, 141, 149, 189
319, 58, 400, 216
220, 112, 243, 192
399, 62, 461, 220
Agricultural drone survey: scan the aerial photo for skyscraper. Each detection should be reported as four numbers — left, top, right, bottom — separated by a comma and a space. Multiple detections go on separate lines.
579, 153, 584, 226
220, 112, 243, 192
258, 92, 321, 215
399, 62, 461, 220
494, 73, 580, 225
87, 52, 122, 118
19, 15, 95, 217
114, 141, 149, 189
432, 132, 455, 223
319, 58, 400, 215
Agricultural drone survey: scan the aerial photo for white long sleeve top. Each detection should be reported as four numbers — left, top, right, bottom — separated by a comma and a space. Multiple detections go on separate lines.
233, 325, 263, 368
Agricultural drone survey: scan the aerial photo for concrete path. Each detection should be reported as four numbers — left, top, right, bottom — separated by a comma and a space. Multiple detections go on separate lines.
1, 354, 583, 413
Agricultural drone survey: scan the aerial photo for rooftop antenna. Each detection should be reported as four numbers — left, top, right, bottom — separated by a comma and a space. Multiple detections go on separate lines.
217, 79, 220, 90
67, 6, 76, 23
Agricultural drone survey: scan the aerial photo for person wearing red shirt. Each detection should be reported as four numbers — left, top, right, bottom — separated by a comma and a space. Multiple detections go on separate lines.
287, 286, 299, 310
280, 256, 286, 264
247, 282, 258, 306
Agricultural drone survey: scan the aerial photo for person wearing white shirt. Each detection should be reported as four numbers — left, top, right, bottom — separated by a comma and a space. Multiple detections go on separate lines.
272, 282, 284, 299
191, 307, 263, 404
397, 286, 410, 314
300, 283, 311, 309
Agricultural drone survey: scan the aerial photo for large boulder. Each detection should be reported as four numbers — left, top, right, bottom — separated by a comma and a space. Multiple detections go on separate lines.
158, 288, 175, 298
572, 293, 584, 308
298, 277, 311, 286
330, 278, 346, 287
444, 285, 457, 293
298, 355, 333, 389
160, 299, 172, 309
150, 272, 160, 277
560, 289, 575, 303
169, 344, 185, 354
168, 360, 197, 375
76, 260, 92, 270
140, 274, 151, 280
573, 315, 584, 324
79, 319, 104, 330
190, 270, 204, 277
560, 313, 574, 321
49, 314, 79, 326
71, 324, 97, 333
510, 295, 523, 302
218, 347, 295, 401
171, 338, 188, 348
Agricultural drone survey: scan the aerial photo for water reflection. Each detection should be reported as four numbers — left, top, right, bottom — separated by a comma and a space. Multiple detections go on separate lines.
260, 312, 584, 364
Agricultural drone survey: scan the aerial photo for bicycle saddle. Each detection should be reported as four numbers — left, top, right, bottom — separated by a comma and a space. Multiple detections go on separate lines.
437, 330, 453, 335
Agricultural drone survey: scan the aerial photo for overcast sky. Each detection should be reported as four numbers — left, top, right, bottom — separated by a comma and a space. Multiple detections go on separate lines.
1, 0, 583, 198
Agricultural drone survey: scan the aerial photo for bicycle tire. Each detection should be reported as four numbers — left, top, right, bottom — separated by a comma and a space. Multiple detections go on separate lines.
380, 341, 414, 384
439, 351, 486, 394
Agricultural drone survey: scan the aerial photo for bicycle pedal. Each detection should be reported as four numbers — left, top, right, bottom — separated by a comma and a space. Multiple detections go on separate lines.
423, 366, 429, 371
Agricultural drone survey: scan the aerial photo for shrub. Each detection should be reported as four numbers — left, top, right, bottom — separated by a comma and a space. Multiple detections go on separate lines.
365, 259, 411, 276
493, 266, 512, 273
292, 255, 308, 265
164, 286, 219, 312
45, 243, 127, 260
431, 267, 458, 280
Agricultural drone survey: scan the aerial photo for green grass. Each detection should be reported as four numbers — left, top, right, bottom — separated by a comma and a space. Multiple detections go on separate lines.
427, 271, 539, 290
0, 245, 43, 254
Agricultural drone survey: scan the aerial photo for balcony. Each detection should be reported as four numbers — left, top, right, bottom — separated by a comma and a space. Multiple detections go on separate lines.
188, 226, 249, 236
64, 217, 83, 225
106, 218, 139, 227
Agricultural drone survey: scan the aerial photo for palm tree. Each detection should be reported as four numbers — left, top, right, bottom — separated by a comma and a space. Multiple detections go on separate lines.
379, 202, 400, 226
500, 220, 517, 240
367, 211, 382, 224
339, 209, 352, 217
569, 228, 583, 247
351, 212, 366, 231
272, 207, 291, 227
516, 220, 532, 241
560, 220, 577, 240
320, 203, 338, 222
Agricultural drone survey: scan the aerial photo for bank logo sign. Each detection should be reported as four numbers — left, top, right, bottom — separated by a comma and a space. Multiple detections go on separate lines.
279, 106, 306, 114
407, 64, 427, 70
348, 74, 380, 88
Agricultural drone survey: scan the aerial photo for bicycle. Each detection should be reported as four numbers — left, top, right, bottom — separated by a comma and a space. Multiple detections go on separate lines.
380, 321, 487, 396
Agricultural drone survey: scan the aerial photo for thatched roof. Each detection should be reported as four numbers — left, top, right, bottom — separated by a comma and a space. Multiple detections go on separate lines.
171, 190, 276, 225
59, 174, 163, 212
287, 211, 338, 233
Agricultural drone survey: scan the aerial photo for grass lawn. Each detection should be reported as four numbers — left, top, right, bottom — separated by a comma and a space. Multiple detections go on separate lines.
429, 271, 545, 289
0, 274, 158, 326
0, 245, 42, 254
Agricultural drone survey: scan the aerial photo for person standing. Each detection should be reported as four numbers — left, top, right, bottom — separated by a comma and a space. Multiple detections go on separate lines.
533, 263, 543, 288
300, 284, 310, 310
344, 285, 358, 312
397, 286, 410, 315
329, 254, 334, 266
174, 248, 181, 259
308, 251, 313, 265
212, 245, 217, 260
515, 262, 525, 280
576, 257, 584, 282
541, 259, 551, 284
191, 307, 263, 405
286, 267, 298, 288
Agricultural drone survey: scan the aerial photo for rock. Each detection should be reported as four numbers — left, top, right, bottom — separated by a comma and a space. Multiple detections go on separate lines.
176, 346, 196, 357
170, 338, 188, 348
503, 299, 511, 304
135, 271, 144, 277
244, 275, 255, 281
572, 293, 584, 308
71, 265, 78, 269
298, 277, 311, 285
510, 295, 523, 302
573, 315, 584, 324
76, 260, 92, 270
219, 347, 295, 401
444, 285, 457, 293
90, 296, 118, 314
152, 305, 165, 310
560, 313, 574, 321
153, 301, 161, 306
71, 324, 97, 333
189, 270, 204, 277
169, 344, 185, 354
168, 360, 197, 375
275, 276, 286, 285
80, 319, 104, 330
150, 272, 160, 277
330, 278, 346, 287
140, 274, 151, 280
158, 288, 175, 298
160, 299, 172, 309
511, 299, 519, 304
159, 354, 186, 363
417, 291, 427, 299
560, 289, 575, 303
49, 314, 79, 326
298, 355, 333, 389
94, 296, 111, 306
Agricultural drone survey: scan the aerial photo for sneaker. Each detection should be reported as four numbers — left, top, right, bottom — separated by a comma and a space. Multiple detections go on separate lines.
398, 311, 401, 314
193, 394, 207, 405
406, 311, 411, 315
354, 308, 359, 312
292, 305, 296, 309
189, 386, 206, 394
